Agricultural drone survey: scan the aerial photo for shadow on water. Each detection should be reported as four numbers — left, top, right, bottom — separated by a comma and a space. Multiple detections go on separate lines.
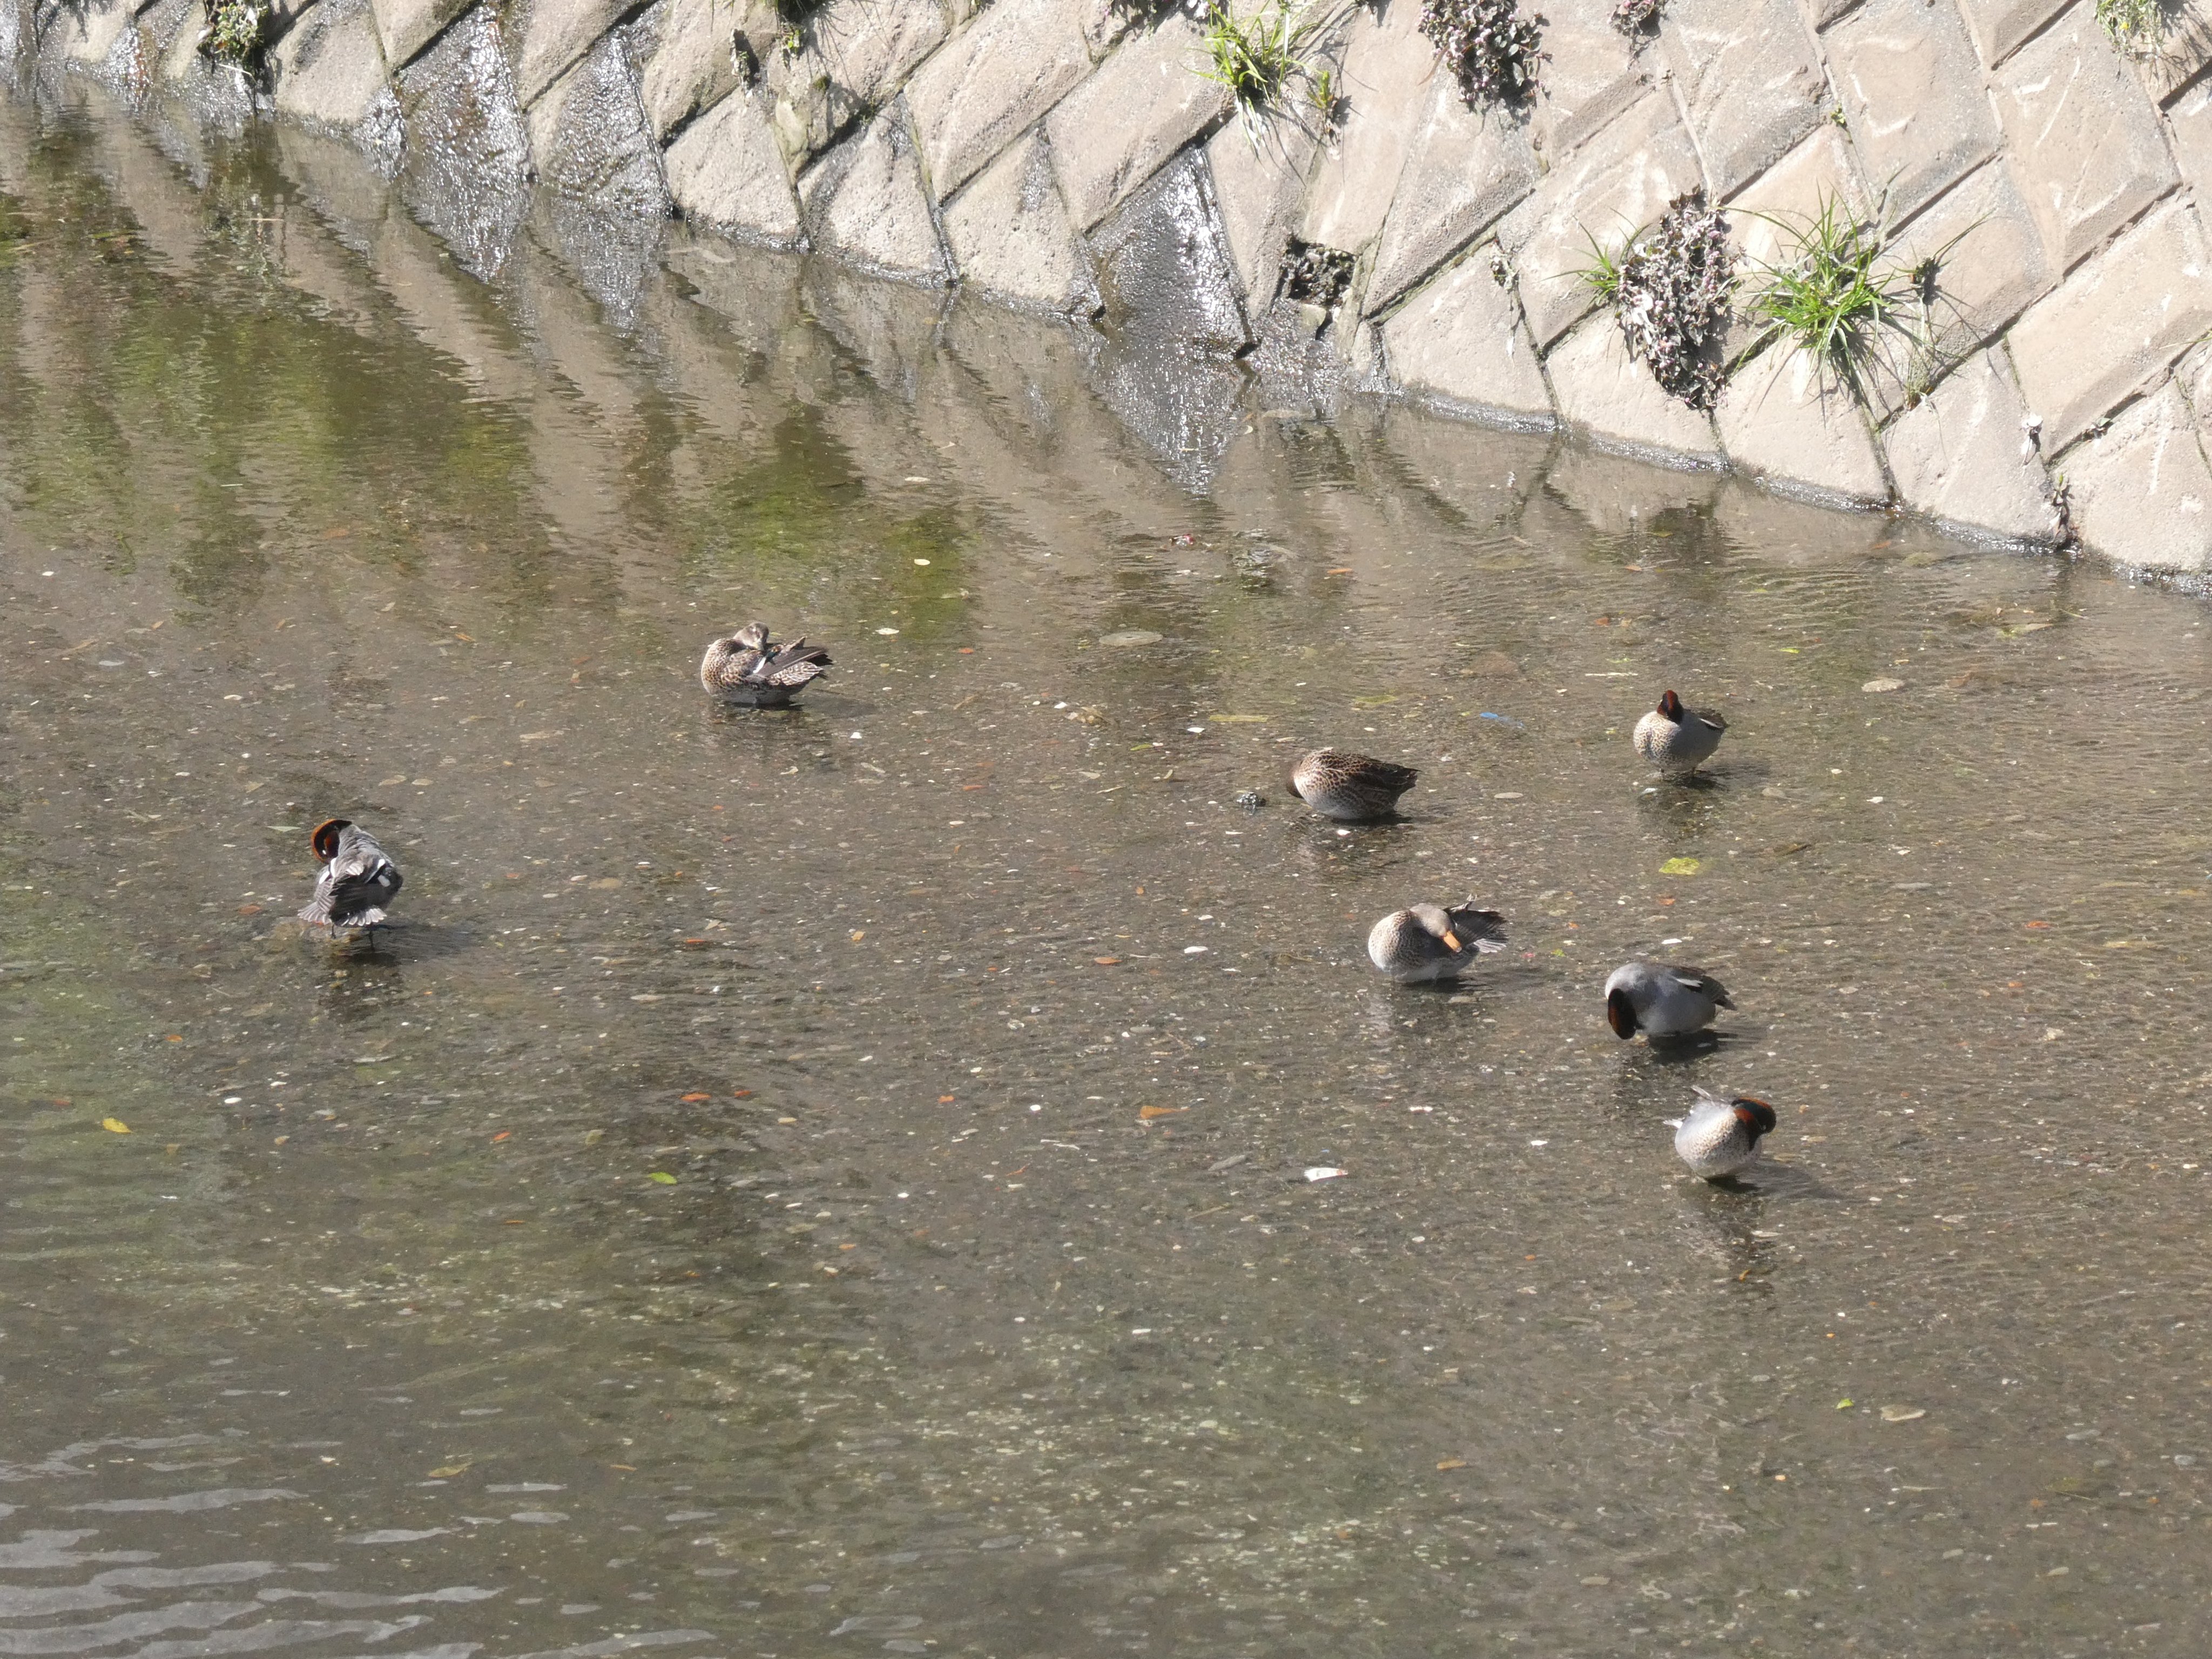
10, 63, 2212, 1659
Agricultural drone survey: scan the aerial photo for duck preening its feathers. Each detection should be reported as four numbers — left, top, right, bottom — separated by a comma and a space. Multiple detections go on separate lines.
1603, 959, 1733, 1040
1367, 900, 1508, 983
1291, 748, 1420, 821
298, 819, 402, 932
1674, 1085, 1777, 1178
700, 622, 833, 707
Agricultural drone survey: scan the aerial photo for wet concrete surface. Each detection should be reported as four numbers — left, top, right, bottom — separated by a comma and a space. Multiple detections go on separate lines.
5, 76, 2212, 1659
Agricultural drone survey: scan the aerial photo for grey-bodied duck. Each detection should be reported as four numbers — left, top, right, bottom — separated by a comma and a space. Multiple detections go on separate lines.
1633, 690, 1726, 778
1604, 959, 1732, 1040
1671, 1085, 1776, 1179
298, 818, 402, 934
1291, 748, 1419, 821
700, 622, 833, 707
1366, 900, 1507, 983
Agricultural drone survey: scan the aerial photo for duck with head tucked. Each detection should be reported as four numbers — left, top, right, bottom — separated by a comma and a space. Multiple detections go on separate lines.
699, 622, 833, 707
1634, 689, 1726, 778
1367, 900, 1507, 983
1291, 748, 1419, 821
1672, 1085, 1777, 1179
1604, 959, 1732, 1041
298, 818, 402, 936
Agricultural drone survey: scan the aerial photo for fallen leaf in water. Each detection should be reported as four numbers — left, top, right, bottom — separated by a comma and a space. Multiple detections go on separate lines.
1436, 1458, 1468, 1471
237, 903, 262, 915
732, 1089, 752, 1098
1305, 1166, 1346, 1182
490, 1131, 511, 1143
1138, 1105, 1185, 1121
1836, 1398, 1854, 1410
646, 1171, 677, 1184
1861, 677, 1905, 693
100, 1117, 131, 1134
428, 1462, 471, 1478
1659, 857, 1702, 875
849, 930, 866, 941
1880, 1405, 1926, 1422
1325, 567, 1353, 575
1094, 956, 1121, 966
681, 1092, 711, 1102
453, 631, 474, 643
583, 1128, 604, 1145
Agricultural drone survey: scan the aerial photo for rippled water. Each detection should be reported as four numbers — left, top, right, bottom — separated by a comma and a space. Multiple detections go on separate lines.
7, 74, 2212, 1659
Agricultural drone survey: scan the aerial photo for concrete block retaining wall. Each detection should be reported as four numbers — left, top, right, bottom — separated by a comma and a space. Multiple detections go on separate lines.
12, 0, 2212, 575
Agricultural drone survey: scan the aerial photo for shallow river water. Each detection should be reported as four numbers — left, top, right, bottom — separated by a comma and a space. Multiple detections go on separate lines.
6, 78, 2212, 1659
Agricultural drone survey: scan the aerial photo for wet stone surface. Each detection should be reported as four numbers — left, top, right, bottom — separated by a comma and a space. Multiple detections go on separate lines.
6, 76, 2212, 1659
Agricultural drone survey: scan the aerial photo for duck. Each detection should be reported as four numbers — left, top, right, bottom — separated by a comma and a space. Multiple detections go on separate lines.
1291, 748, 1419, 820
1633, 690, 1726, 778
1671, 1085, 1777, 1179
1604, 959, 1732, 1040
1367, 900, 1507, 983
699, 622, 833, 707
298, 818, 402, 934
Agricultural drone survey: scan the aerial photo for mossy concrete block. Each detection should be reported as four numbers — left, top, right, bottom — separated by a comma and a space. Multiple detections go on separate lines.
1658, 0, 1824, 199
1365, 76, 1538, 312
1529, 0, 1651, 163
2063, 380, 2212, 572
663, 84, 801, 245
1883, 349, 2054, 541
1296, 0, 1432, 256
1824, 0, 2000, 222
1498, 90, 1702, 348
942, 129, 1092, 309
270, 0, 392, 129
1046, 13, 1228, 231
906, 0, 1091, 200
48, 0, 133, 63
799, 99, 950, 280
1546, 311, 1720, 460
367, 0, 468, 70
637, 0, 755, 143
1994, 9, 2176, 271
1204, 111, 1316, 308
766, 0, 950, 163
1385, 248, 1554, 427
2008, 198, 2212, 449
1715, 343, 1888, 503
1953, 0, 2071, 66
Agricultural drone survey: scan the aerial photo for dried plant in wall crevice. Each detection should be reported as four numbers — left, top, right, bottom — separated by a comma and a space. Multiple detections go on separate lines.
1570, 191, 1736, 411
1420, 0, 1546, 107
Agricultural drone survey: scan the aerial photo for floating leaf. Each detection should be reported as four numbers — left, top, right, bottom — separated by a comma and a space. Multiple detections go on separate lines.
680, 1092, 711, 1102
1880, 1405, 1926, 1422
646, 1171, 678, 1184
583, 1128, 605, 1145
1435, 1458, 1468, 1471
428, 1462, 471, 1478
1138, 1105, 1185, 1121
100, 1117, 132, 1134
1658, 857, 1702, 875
1093, 956, 1121, 966
1304, 1166, 1346, 1182
1836, 1398, 1853, 1410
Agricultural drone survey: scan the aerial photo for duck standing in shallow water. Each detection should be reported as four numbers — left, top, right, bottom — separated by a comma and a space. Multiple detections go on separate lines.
1604, 959, 1732, 1041
1291, 748, 1419, 821
1367, 900, 1507, 983
1673, 1085, 1777, 1178
699, 622, 833, 707
298, 819, 402, 935
1634, 690, 1727, 778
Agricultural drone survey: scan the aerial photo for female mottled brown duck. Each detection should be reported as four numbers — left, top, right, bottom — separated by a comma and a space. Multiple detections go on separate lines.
699, 622, 833, 707
1366, 900, 1507, 983
1290, 748, 1419, 821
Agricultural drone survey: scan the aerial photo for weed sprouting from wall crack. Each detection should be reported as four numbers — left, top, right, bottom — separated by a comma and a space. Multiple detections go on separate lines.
1421, 0, 1545, 107
1572, 191, 1734, 411
1740, 190, 1966, 409
2096, 0, 2161, 46
1611, 0, 1660, 31
202, 0, 267, 69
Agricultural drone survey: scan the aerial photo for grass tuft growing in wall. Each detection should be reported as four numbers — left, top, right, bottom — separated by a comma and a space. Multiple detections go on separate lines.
2096, 0, 2162, 47
1611, 0, 1660, 32
1420, 0, 1545, 107
202, 0, 267, 69
1196, 1, 1342, 137
1738, 191, 1968, 409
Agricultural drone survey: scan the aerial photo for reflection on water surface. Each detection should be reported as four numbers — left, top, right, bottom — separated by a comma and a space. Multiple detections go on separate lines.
6, 76, 2212, 1659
